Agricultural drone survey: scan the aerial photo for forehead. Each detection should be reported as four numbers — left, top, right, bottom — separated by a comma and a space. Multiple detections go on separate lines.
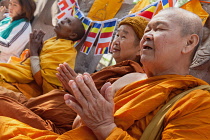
9, 0, 20, 4
148, 12, 178, 27
117, 24, 135, 34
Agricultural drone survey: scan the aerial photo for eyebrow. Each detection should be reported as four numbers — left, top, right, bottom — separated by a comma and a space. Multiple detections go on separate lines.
117, 29, 129, 34
148, 21, 169, 28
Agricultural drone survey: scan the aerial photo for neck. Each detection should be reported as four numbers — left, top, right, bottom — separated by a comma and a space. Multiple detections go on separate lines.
144, 62, 191, 78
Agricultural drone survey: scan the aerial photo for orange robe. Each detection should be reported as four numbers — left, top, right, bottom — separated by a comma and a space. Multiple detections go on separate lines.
0, 37, 77, 98
0, 60, 142, 135
0, 75, 210, 139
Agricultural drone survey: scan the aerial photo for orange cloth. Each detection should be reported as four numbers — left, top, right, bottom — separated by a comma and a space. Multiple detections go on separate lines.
0, 37, 77, 98
92, 60, 144, 91
0, 89, 76, 135
0, 75, 210, 139
0, 60, 143, 135
87, 0, 124, 21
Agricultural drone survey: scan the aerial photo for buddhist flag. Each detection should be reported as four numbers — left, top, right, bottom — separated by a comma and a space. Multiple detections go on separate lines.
136, 1, 159, 19
73, 17, 92, 47
80, 22, 102, 54
94, 19, 117, 55
82, 17, 92, 31
162, 0, 170, 8
74, 9, 84, 19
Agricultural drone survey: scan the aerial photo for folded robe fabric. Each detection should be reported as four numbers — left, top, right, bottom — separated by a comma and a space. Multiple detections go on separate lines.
0, 75, 210, 139
0, 37, 77, 98
92, 60, 144, 91
0, 60, 143, 135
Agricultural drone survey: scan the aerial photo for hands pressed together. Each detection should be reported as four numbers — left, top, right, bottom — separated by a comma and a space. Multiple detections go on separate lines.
56, 63, 117, 139
29, 29, 45, 56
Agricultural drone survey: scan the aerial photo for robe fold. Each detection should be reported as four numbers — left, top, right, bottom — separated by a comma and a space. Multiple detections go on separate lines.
0, 75, 210, 139
0, 60, 143, 135
92, 60, 144, 91
0, 37, 77, 98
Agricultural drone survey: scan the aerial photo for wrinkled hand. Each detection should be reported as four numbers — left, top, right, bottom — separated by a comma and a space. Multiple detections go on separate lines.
64, 73, 116, 139
0, 6, 6, 20
56, 62, 77, 93
29, 29, 45, 56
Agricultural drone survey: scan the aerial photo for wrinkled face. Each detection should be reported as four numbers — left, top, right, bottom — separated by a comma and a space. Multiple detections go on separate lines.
54, 16, 78, 39
9, 0, 22, 18
140, 12, 187, 71
110, 25, 140, 63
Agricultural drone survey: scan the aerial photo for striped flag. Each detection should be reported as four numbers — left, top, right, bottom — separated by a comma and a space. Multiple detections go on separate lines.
82, 17, 92, 31
161, 0, 170, 8
73, 17, 92, 47
80, 22, 102, 54
94, 19, 117, 55
162, 0, 178, 8
74, 9, 84, 19
136, 1, 159, 19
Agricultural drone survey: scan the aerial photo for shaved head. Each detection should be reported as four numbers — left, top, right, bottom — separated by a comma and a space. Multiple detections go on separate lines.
158, 7, 203, 59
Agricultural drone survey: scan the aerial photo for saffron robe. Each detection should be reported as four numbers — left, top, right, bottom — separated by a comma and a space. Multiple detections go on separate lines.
0, 37, 77, 98
0, 60, 143, 135
0, 75, 210, 139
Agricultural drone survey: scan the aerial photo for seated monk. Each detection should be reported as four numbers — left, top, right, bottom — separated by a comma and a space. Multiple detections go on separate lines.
0, 16, 148, 135
0, 16, 85, 98
0, 7, 210, 139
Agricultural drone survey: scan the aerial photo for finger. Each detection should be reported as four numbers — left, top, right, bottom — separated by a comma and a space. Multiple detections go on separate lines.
74, 75, 97, 102
64, 94, 83, 115
104, 85, 114, 104
68, 79, 88, 109
64, 62, 77, 78
100, 82, 112, 97
60, 63, 75, 80
83, 73, 102, 99
56, 73, 67, 90
58, 64, 73, 84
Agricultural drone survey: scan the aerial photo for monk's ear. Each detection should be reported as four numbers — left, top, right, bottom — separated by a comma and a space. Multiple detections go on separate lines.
69, 33, 78, 40
182, 34, 199, 54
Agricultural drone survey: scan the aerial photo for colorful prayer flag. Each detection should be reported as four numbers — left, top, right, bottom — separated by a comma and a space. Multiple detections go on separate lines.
82, 17, 92, 31
94, 19, 117, 55
74, 9, 84, 19
136, 1, 159, 19
73, 17, 92, 47
80, 22, 102, 54
162, 0, 170, 8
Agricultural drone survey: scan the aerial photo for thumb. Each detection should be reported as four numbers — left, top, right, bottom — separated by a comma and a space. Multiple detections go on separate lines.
104, 85, 113, 104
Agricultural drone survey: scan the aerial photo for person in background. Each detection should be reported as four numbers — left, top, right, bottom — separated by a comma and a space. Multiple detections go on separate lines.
0, 16, 85, 98
0, 0, 36, 63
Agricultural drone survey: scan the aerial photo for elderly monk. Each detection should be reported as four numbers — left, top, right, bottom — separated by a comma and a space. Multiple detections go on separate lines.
0, 17, 85, 98
1, 7, 210, 140
0, 16, 148, 135
62, 7, 210, 139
